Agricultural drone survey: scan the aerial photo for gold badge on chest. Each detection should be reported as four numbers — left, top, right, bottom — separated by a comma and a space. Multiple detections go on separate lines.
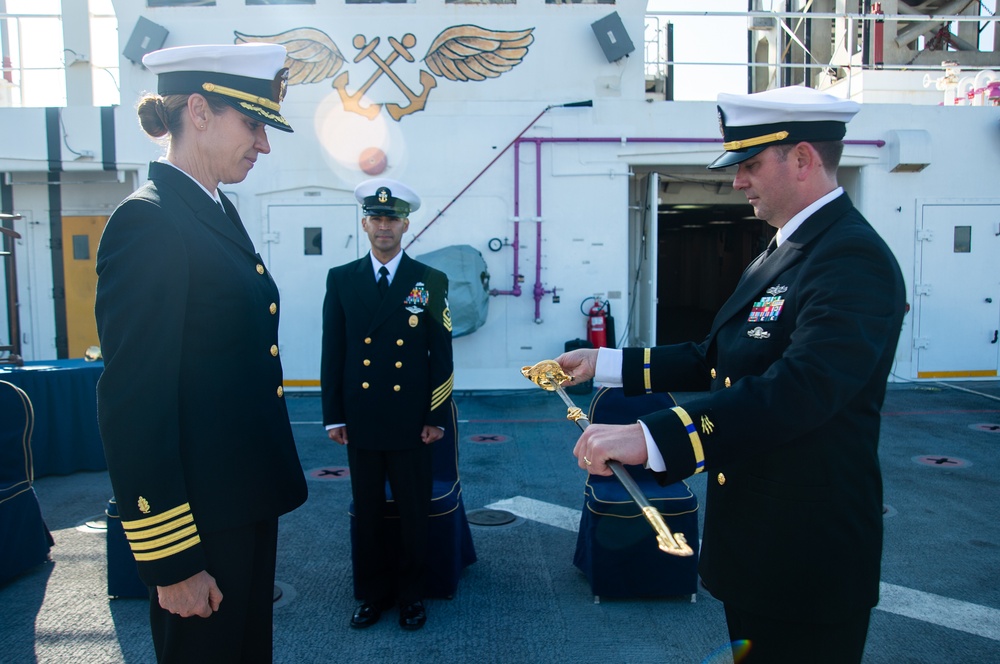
409, 314, 419, 328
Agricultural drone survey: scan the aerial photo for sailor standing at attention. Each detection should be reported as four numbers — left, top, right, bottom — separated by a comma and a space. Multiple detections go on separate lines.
556, 86, 905, 663
321, 178, 454, 631
95, 43, 307, 663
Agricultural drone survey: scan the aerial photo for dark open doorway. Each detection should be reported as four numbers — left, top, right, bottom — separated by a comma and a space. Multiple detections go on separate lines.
656, 202, 773, 345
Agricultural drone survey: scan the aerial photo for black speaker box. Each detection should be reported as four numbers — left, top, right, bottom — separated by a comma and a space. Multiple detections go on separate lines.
591, 12, 635, 63
123, 16, 169, 65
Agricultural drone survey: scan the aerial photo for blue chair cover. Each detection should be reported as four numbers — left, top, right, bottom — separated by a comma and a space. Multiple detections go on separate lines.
0, 380, 53, 586
573, 387, 699, 598
349, 400, 477, 598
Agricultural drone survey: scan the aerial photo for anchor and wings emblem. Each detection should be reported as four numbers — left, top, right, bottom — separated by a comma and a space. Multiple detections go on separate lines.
235, 24, 534, 121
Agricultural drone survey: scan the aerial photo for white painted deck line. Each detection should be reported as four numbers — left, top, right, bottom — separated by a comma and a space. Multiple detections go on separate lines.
487, 495, 1000, 642
484, 496, 581, 533
878, 582, 1000, 642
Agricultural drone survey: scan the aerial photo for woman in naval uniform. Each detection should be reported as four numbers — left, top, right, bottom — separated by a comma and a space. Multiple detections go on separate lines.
95, 43, 307, 663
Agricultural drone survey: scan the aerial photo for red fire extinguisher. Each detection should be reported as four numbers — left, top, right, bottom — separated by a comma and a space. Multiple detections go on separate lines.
583, 297, 609, 348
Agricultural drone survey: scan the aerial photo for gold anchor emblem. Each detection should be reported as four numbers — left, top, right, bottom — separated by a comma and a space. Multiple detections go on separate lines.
333, 34, 437, 121
235, 26, 534, 122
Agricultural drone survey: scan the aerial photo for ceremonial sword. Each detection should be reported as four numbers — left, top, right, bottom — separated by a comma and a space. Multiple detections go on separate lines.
521, 360, 694, 557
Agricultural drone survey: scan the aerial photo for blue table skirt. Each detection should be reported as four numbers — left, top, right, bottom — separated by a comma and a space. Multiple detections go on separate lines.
0, 359, 106, 477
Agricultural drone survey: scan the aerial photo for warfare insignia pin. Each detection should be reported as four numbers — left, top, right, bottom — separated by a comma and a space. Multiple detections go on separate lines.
137, 496, 150, 514
766, 284, 788, 296
700, 415, 714, 435
747, 326, 771, 339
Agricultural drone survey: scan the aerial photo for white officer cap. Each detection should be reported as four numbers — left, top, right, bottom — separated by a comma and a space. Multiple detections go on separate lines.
355, 178, 421, 218
708, 86, 860, 169
142, 43, 293, 133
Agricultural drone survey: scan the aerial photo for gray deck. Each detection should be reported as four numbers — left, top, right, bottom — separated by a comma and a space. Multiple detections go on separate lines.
2, 381, 999, 663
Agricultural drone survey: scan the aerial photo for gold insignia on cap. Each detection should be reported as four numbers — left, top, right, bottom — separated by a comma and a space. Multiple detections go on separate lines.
272, 67, 289, 103
409, 314, 418, 328
202, 82, 281, 112
701, 415, 714, 435
137, 496, 150, 514
377, 187, 390, 204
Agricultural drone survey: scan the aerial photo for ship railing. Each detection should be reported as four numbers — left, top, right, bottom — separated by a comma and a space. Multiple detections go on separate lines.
644, 7, 999, 100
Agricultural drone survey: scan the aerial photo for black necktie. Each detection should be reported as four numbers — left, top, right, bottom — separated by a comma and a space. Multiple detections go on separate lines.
377, 266, 389, 297
742, 236, 778, 281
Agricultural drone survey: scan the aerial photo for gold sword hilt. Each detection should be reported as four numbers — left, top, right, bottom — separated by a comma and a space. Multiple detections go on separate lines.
521, 360, 694, 557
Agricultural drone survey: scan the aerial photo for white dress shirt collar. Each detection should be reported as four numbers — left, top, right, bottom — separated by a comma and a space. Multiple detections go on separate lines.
369, 251, 403, 283
776, 187, 844, 246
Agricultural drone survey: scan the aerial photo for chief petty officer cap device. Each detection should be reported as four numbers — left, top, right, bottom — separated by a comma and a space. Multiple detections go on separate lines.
708, 86, 860, 170
355, 178, 422, 219
142, 43, 294, 133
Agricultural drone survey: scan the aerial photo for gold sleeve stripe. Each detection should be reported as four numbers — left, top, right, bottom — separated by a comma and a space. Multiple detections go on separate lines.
131, 534, 202, 562
127, 524, 198, 552
124, 512, 194, 541
121, 502, 192, 530
431, 373, 454, 411
442, 308, 452, 332
643, 348, 652, 394
671, 407, 705, 474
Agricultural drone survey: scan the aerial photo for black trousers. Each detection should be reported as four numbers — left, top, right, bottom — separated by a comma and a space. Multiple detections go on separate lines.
724, 603, 871, 664
348, 444, 433, 605
149, 519, 279, 664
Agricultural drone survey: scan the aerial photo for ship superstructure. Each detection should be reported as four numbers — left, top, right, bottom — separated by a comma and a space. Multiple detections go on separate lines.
1, 0, 998, 388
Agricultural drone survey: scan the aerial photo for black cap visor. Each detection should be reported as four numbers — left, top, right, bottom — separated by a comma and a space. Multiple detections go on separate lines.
158, 70, 293, 133
707, 145, 766, 170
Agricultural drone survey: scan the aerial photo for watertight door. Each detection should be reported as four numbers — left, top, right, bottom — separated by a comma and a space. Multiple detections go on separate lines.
265, 204, 359, 387
915, 202, 1000, 379
62, 216, 107, 358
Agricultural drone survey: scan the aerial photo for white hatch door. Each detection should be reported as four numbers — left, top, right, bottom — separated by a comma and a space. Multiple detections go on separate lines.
915, 202, 1000, 379
265, 204, 359, 387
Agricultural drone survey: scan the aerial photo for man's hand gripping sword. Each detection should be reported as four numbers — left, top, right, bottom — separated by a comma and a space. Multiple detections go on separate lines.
521, 360, 694, 557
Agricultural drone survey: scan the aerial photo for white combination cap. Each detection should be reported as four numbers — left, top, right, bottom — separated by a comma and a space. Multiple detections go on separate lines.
142, 43, 293, 133
355, 178, 421, 218
709, 86, 860, 169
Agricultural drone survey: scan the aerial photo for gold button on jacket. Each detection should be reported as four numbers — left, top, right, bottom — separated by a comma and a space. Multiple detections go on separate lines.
717, 473, 726, 485
256, 264, 265, 275
270, 345, 278, 357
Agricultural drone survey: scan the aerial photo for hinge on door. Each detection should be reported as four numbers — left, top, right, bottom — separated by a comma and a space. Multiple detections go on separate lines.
914, 284, 932, 296
262, 232, 280, 244
916, 229, 933, 241
913, 337, 930, 349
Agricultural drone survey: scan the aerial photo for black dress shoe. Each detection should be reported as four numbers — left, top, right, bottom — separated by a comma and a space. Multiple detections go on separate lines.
350, 601, 384, 629
398, 600, 426, 631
